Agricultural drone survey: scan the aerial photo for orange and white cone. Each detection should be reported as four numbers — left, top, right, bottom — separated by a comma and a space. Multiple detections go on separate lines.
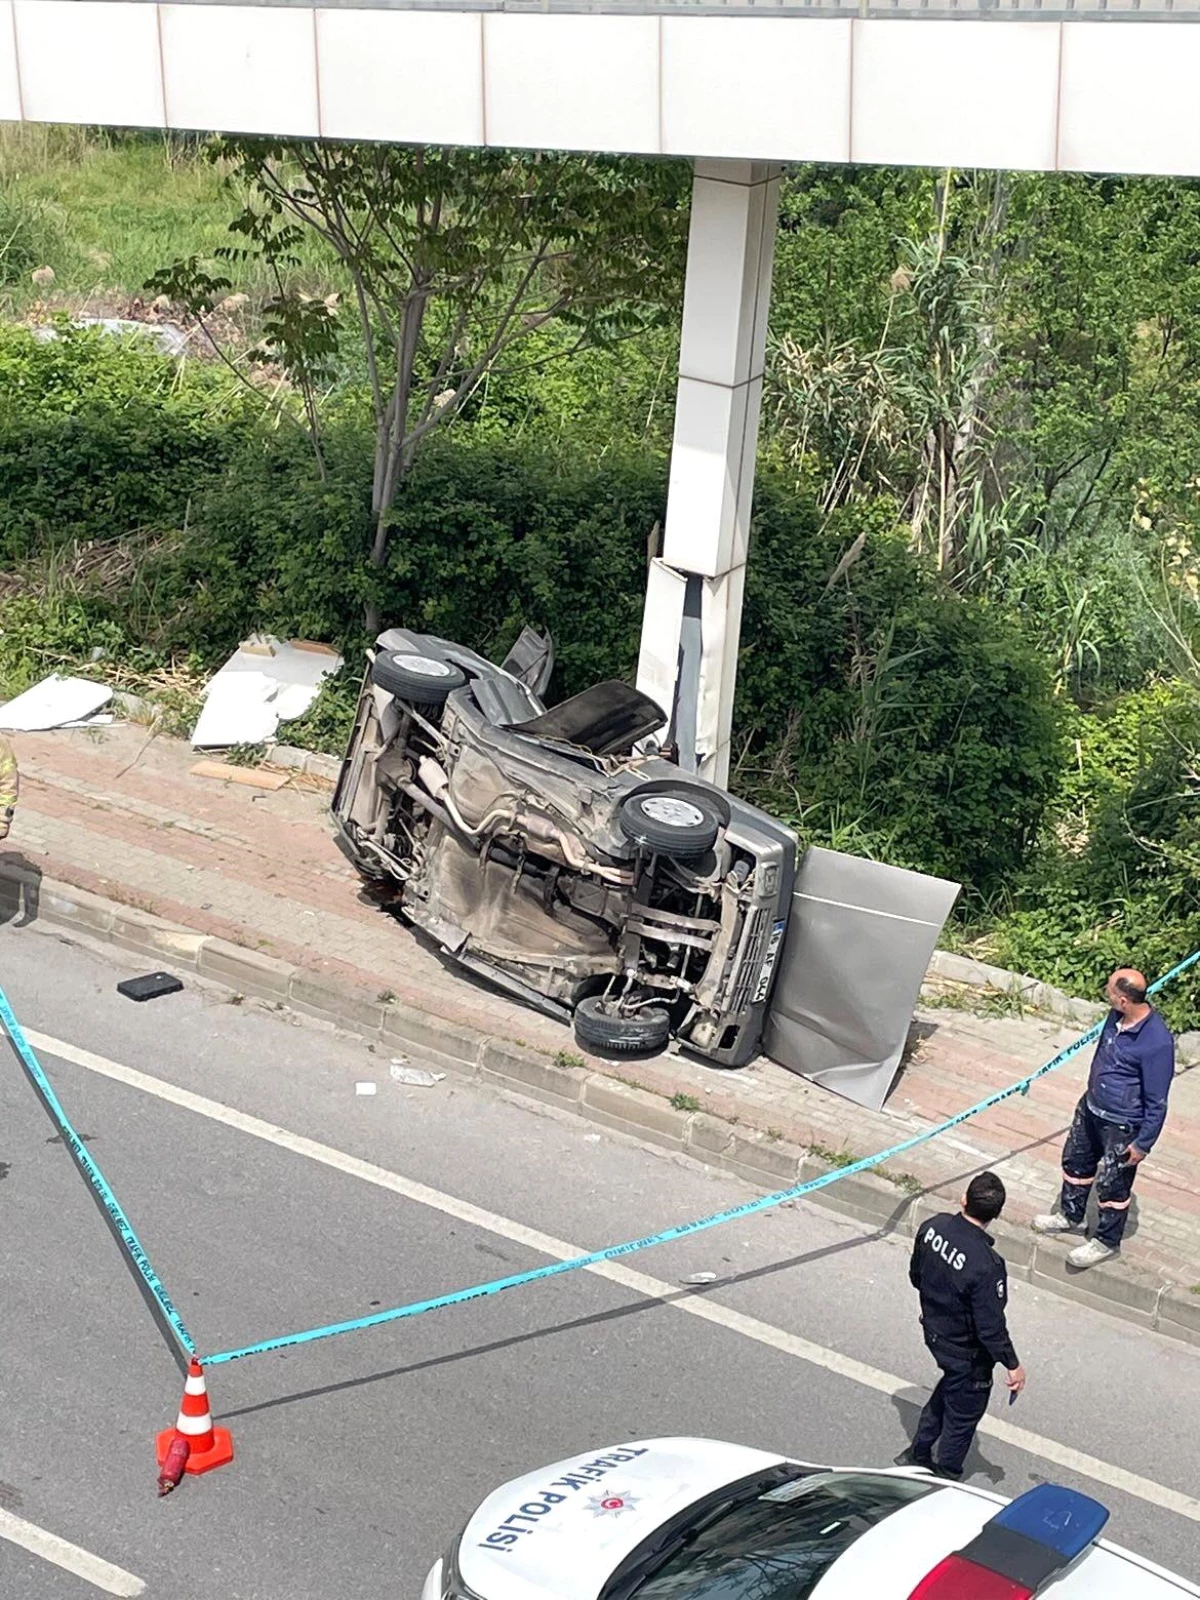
156, 1360, 234, 1478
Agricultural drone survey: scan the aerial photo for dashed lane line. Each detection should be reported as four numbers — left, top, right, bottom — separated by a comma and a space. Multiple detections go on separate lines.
0, 1508, 144, 1597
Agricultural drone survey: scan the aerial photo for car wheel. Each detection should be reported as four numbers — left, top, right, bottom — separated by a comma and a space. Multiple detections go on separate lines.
573, 995, 672, 1056
371, 650, 467, 707
618, 785, 722, 860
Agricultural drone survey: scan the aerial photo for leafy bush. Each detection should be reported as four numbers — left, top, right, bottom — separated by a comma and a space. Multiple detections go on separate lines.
987, 684, 1200, 1025
0, 588, 134, 695
147, 426, 666, 695
0, 324, 253, 562
276, 668, 360, 756
147, 423, 376, 662
738, 482, 1064, 892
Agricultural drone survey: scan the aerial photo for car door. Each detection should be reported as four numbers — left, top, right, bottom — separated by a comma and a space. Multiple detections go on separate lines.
500, 627, 556, 699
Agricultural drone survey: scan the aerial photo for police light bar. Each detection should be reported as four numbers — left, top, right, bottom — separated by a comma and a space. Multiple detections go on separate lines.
908, 1484, 1110, 1600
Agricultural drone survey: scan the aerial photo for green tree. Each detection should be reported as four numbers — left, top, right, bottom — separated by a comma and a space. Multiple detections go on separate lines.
767, 169, 1010, 571
149, 142, 688, 615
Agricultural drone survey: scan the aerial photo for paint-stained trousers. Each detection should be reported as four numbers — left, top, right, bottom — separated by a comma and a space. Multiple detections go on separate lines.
1059, 1096, 1139, 1248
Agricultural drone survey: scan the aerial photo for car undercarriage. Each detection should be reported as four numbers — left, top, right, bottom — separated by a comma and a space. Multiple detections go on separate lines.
332, 627, 797, 1066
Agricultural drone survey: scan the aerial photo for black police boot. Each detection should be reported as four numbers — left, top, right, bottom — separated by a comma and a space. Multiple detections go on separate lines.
893, 1446, 934, 1470
931, 1462, 964, 1480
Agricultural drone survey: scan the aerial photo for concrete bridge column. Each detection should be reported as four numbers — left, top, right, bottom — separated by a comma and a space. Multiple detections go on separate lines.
637, 158, 782, 786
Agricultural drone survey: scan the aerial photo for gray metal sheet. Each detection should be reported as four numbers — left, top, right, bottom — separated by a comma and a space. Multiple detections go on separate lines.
763, 845, 960, 1111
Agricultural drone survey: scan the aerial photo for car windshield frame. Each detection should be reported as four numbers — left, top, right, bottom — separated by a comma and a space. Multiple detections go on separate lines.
601, 1469, 938, 1600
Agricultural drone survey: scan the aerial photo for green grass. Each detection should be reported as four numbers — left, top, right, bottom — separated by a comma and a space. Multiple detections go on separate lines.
0, 126, 335, 311
885, 1171, 924, 1197
922, 983, 1031, 1020
808, 1144, 855, 1169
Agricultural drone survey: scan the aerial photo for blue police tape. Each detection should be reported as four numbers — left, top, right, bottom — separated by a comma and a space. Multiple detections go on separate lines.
201, 947, 1200, 1368
0, 984, 197, 1358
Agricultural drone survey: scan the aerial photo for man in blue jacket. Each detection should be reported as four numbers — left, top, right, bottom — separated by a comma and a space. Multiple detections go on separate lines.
1032, 967, 1175, 1269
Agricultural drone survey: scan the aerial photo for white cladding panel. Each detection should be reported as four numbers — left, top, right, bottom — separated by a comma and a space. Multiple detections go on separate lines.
5, 6, 1200, 179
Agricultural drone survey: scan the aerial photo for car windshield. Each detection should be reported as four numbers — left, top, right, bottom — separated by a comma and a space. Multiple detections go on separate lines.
624, 1472, 935, 1600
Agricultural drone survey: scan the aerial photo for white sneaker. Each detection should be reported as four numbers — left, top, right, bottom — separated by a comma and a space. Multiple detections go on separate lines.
1031, 1211, 1082, 1235
1067, 1238, 1117, 1269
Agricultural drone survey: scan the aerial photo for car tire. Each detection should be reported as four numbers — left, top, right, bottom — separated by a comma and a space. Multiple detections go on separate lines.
618, 785, 722, 860
573, 995, 672, 1056
371, 650, 467, 707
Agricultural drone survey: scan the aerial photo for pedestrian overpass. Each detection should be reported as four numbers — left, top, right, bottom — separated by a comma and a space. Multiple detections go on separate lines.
5, 0, 1199, 779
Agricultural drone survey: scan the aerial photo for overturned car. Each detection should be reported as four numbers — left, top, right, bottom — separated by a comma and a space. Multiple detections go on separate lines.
333, 626, 962, 1095
332, 627, 797, 1066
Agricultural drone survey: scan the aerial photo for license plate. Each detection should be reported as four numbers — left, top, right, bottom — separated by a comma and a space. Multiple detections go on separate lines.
753, 919, 788, 1004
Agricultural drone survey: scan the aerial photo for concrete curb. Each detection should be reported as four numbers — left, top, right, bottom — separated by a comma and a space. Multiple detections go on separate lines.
9, 860, 1198, 1350
268, 744, 342, 783
925, 950, 1107, 1029
85, 702, 342, 784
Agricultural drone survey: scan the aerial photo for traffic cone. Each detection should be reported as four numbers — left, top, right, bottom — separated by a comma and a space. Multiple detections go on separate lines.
156, 1360, 234, 1477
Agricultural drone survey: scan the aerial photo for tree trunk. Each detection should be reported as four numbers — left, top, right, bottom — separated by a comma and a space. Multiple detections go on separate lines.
368, 290, 428, 574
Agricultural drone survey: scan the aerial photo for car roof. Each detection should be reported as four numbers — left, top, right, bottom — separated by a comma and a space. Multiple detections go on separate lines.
456, 1440, 1200, 1600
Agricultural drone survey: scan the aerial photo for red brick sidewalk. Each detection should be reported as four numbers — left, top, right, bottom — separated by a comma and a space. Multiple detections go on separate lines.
7, 722, 1200, 1303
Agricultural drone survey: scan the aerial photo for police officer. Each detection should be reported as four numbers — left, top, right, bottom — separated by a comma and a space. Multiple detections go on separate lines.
0, 733, 16, 842
896, 1171, 1026, 1480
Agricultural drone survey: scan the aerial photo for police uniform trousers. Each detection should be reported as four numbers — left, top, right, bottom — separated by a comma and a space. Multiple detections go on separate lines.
911, 1332, 993, 1478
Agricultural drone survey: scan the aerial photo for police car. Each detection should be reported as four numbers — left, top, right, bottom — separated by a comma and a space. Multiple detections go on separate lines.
423, 1437, 1199, 1600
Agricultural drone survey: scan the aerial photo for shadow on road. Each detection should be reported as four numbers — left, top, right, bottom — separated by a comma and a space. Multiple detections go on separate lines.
888, 1390, 1007, 1487
216, 1208, 1037, 1488
0, 853, 42, 929
216, 1217, 909, 1424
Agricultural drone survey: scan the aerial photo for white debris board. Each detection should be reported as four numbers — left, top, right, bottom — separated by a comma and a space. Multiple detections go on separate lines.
191, 638, 343, 749
0, 674, 113, 732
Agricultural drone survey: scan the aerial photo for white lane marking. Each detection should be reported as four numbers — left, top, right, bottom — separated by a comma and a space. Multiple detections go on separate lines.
0, 1508, 144, 1597
29, 1029, 1200, 1528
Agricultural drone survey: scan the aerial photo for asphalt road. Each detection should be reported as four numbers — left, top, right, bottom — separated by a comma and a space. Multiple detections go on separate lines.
3, 920, 1200, 1598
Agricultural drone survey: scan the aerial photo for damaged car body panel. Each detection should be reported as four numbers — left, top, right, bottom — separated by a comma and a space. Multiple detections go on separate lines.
332, 628, 960, 1089
332, 628, 796, 1066
764, 847, 961, 1110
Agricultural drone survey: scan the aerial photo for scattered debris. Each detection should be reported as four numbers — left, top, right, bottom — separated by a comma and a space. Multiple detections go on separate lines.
117, 972, 184, 1003
354, 1081, 378, 1096
30, 314, 193, 359
681, 1272, 719, 1285
191, 636, 343, 750
389, 1064, 445, 1087
0, 673, 112, 732
189, 760, 291, 792
191, 672, 280, 747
